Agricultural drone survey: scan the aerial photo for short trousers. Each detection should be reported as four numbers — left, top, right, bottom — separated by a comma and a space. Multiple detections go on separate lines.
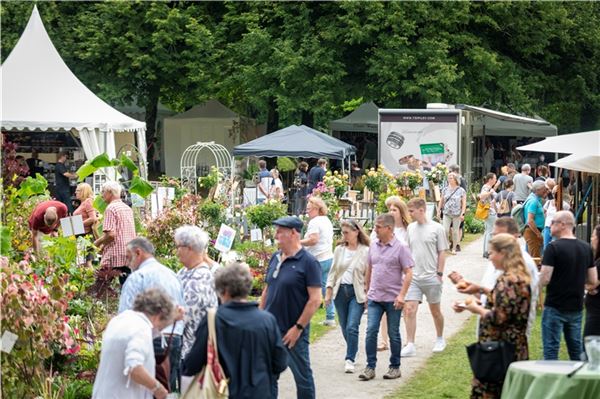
405, 276, 443, 304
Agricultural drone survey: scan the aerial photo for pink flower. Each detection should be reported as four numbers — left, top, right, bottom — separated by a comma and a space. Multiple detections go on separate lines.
23, 316, 35, 327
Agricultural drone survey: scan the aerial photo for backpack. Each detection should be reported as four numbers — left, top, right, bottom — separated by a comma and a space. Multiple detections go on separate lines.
497, 191, 511, 215
511, 198, 530, 234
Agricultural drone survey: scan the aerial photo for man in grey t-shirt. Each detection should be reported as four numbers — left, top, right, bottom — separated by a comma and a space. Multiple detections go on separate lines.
401, 198, 448, 357
513, 163, 533, 203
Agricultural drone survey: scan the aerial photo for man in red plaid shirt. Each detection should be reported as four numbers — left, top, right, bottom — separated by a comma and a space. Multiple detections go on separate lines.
94, 181, 136, 285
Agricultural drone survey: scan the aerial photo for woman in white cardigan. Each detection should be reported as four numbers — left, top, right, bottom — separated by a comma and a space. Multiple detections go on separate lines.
324, 219, 370, 374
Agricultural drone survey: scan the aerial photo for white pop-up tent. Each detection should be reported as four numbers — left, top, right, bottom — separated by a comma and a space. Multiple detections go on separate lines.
0, 5, 147, 179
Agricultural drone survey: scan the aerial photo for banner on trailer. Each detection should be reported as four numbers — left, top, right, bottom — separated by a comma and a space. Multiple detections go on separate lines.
379, 112, 459, 174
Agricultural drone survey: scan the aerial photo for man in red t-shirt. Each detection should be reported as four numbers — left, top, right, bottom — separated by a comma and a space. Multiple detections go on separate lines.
29, 200, 68, 252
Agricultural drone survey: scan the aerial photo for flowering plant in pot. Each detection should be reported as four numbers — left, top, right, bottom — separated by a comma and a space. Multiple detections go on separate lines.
425, 163, 448, 185
323, 170, 349, 198
396, 170, 423, 191
363, 165, 393, 197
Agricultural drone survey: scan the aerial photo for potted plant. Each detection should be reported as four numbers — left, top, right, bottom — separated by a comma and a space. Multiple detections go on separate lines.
242, 163, 259, 187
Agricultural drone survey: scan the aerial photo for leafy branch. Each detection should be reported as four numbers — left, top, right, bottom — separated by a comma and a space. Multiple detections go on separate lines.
76, 153, 154, 199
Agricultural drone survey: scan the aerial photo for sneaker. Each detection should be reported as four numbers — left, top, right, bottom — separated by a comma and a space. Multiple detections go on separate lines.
344, 360, 355, 373
483, 252, 489, 259
383, 367, 402, 380
432, 338, 447, 353
358, 367, 375, 381
450, 248, 457, 255
456, 244, 461, 252
400, 343, 416, 357
322, 319, 336, 327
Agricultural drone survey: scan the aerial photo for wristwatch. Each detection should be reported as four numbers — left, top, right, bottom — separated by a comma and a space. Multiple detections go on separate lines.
436, 271, 443, 277
295, 323, 304, 331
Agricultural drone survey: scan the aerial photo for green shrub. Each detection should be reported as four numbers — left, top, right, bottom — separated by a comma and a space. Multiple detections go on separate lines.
464, 210, 485, 234
277, 157, 296, 172
61, 378, 94, 399
146, 194, 203, 257
199, 200, 226, 227
245, 201, 287, 230
233, 240, 277, 295
198, 166, 220, 189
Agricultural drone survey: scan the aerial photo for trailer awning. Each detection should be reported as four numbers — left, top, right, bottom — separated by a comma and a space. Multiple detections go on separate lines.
456, 104, 557, 138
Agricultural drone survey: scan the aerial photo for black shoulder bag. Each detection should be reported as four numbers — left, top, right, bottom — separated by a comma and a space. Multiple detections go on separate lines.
466, 340, 516, 383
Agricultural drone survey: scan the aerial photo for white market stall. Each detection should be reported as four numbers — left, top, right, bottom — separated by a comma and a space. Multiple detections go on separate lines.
518, 130, 600, 241
0, 6, 147, 183
163, 100, 264, 177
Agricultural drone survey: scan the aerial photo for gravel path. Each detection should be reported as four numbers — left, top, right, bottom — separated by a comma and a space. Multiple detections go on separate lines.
277, 236, 487, 399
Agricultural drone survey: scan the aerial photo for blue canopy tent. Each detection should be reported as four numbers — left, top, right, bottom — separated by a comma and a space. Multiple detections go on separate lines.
233, 124, 356, 173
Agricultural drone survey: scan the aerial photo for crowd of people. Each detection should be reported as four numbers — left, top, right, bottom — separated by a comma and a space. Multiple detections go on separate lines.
24, 157, 599, 399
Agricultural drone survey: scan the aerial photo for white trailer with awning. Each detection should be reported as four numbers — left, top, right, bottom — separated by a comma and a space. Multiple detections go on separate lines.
378, 104, 557, 182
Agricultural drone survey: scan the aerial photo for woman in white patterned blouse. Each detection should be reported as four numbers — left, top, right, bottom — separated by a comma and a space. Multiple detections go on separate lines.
174, 225, 219, 359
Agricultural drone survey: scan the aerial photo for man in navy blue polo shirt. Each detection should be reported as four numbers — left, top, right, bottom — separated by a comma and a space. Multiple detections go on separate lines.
260, 216, 322, 399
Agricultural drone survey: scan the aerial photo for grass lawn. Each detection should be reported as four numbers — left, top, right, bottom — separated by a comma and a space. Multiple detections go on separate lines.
461, 232, 481, 246
309, 307, 335, 343
386, 312, 570, 399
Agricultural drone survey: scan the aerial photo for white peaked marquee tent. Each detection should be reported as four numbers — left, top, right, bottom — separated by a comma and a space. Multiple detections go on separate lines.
0, 6, 147, 179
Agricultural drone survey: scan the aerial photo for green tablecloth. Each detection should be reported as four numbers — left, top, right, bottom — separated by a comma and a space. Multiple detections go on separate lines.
501, 360, 600, 399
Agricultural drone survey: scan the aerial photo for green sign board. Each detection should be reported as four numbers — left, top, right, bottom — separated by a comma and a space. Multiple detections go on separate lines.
420, 143, 445, 155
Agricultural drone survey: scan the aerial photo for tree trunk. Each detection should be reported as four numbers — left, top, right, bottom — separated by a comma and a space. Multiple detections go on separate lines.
267, 96, 279, 133
144, 93, 159, 144
301, 110, 314, 128
143, 89, 159, 174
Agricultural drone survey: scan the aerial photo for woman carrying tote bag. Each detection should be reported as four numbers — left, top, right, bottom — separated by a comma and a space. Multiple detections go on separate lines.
182, 263, 288, 399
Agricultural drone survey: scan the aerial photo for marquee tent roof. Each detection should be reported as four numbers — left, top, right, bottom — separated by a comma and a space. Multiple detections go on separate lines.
517, 130, 600, 155
330, 101, 379, 133
0, 5, 145, 133
233, 124, 356, 159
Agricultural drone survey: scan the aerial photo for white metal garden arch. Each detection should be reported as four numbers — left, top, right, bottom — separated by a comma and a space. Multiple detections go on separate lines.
180, 141, 235, 198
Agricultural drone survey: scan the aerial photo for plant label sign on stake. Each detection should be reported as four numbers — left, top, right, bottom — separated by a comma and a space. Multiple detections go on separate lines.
250, 228, 262, 242
215, 224, 236, 253
1, 330, 18, 354
60, 215, 85, 237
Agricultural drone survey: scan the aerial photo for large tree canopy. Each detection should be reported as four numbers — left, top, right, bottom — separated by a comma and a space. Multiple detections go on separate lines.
2, 1, 599, 133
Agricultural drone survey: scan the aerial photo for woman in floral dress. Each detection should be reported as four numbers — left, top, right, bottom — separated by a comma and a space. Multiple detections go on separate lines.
174, 225, 219, 359
453, 233, 531, 398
